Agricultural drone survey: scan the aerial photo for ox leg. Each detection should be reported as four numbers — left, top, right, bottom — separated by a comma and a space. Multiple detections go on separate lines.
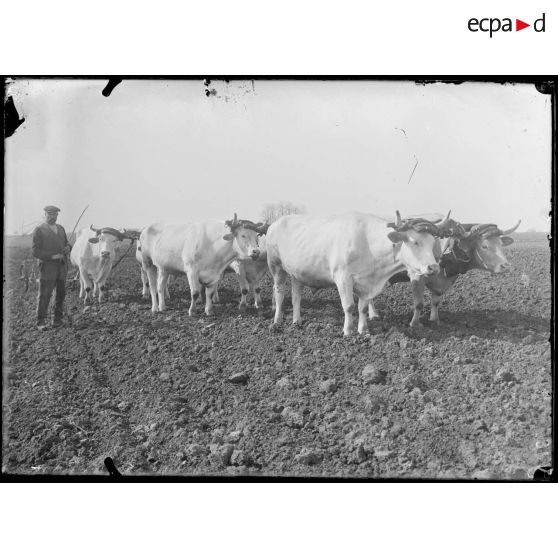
144, 264, 159, 313
410, 278, 425, 327
165, 274, 172, 301
98, 283, 108, 303
358, 297, 370, 335
78, 274, 85, 298
335, 275, 355, 336
271, 267, 288, 325
271, 287, 276, 312
430, 293, 442, 323
186, 270, 202, 316
291, 278, 304, 327
368, 299, 381, 320
204, 283, 219, 316
157, 269, 170, 312
254, 286, 263, 309
82, 273, 94, 306
212, 288, 220, 304
140, 266, 149, 299
236, 267, 249, 310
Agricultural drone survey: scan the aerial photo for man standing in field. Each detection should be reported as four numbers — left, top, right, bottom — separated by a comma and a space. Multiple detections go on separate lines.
32, 206, 72, 331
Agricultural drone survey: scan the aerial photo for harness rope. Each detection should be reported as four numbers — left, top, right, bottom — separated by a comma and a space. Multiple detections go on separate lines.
109, 239, 136, 273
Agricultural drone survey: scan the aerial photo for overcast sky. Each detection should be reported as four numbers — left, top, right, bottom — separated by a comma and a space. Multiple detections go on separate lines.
5, 79, 551, 235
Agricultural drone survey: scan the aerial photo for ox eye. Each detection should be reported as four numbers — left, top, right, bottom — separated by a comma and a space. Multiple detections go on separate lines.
482, 244, 488, 250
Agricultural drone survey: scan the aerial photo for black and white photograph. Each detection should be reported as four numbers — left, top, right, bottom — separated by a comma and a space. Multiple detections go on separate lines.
2, 78, 553, 479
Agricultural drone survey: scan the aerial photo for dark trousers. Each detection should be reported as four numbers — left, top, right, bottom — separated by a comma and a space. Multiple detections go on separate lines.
37, 278, 66, 324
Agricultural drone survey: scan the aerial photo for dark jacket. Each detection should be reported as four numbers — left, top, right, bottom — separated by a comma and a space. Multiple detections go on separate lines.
32, 223, 71, 280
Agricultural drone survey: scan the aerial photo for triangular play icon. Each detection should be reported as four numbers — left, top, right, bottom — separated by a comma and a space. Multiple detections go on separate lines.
516, 19, 530, 31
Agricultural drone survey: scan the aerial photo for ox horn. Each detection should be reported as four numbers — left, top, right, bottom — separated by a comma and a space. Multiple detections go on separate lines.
499, 219, 521, 236
120, 228, 139, 240
460, 223, 478, 238
436, 210, 452, 230
225, 213, 239, 230
257, 222, 270, 235
90, 224, 101, 234
395, 210, 402, 228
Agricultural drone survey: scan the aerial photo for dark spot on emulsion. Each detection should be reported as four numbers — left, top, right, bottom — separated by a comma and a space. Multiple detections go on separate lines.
415, 302, 424, 310
102, 79, 122, 97
85, 287, 91, 292
100, 285, 106, 291
4, 96, 25, 138
241, 288, 249, 295
255, 288, 261, 294
193, 292, 200, 300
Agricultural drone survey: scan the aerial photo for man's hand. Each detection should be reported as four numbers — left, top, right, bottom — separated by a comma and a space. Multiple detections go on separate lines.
62, 246, 72, 255
51, 254, 63, 261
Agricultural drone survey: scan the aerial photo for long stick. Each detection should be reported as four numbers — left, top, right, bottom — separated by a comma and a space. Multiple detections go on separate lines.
68, 204, 89, 243
64, 204, 89, 323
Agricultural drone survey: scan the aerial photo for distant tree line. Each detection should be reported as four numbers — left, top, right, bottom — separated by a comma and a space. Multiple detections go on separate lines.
260, 201, 305, 224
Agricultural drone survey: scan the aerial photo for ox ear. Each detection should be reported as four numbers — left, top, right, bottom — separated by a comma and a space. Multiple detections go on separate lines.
387, 231, 407, 244
88, 237, 100, 244
223, 233, 234, 241
501, 236, 514, 246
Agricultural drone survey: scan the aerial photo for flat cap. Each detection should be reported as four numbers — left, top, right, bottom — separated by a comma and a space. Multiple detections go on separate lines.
43, 205, 61, 213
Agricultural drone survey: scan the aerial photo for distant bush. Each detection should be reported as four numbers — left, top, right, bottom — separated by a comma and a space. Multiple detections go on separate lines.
260, 201, 305, 224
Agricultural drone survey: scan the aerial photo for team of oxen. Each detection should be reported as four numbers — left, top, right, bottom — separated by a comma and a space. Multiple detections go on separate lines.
69, 211, 520, 335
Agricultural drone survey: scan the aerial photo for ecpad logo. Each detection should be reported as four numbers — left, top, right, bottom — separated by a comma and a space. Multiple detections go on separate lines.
468, 13, 546, 37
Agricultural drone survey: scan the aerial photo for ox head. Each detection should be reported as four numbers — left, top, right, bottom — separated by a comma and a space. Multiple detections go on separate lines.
387, 211, 452, 279
449, 220, 521, 274
223, 213, 266, 260
88, 225, 134, 260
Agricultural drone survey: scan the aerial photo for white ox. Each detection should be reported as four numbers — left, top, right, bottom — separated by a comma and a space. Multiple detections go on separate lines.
70, 225, 135, 304
226, 230, 270, 310
136, 241, 171, 300
266, 211, 450, 336
385, 218, 521, 326
139, 214, 266, 315
137, 242, 220, 304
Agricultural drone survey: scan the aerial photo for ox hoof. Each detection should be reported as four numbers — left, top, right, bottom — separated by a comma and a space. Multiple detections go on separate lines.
292, 321, 303, 330
268, 322, 282, 332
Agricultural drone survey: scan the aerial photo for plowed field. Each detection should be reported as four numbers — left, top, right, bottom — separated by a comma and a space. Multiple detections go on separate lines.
2, 239, 552, 478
